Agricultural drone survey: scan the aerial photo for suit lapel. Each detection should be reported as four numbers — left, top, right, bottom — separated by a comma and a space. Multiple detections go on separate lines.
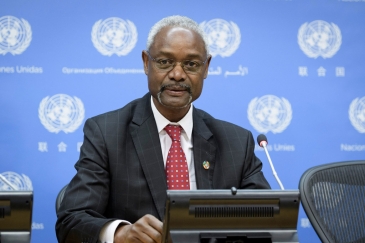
129, 94, 167, 220
192, 108, 216, 189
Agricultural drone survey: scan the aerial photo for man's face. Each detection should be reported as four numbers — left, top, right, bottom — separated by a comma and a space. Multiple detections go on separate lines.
143, 26, 211, 111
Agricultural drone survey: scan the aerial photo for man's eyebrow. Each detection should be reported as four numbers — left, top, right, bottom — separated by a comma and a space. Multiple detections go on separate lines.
156, 51, 204, 59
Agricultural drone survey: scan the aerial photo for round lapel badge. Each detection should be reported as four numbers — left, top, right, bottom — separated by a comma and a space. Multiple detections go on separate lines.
202, 161, 210, 170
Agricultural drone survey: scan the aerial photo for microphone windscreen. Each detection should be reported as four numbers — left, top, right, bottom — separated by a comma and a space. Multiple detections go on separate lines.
257, 134, 268, 146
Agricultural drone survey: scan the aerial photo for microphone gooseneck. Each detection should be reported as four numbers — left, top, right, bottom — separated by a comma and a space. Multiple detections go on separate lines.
257, 134, 285, 190
0, 174, 17, 190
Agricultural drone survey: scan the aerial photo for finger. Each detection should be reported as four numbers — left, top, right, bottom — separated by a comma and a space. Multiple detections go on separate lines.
127, 224, 160, 243
144, 215, 163, 234
134, 215, 162, 243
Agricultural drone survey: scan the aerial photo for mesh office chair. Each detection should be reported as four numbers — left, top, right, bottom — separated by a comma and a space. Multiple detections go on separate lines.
299, 160, 365, 243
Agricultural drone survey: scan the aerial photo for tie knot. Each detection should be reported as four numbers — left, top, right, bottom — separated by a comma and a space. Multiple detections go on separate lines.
164, 125, 181, 141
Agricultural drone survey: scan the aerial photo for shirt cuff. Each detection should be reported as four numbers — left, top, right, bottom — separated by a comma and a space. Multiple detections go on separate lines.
99, 219, 131, 243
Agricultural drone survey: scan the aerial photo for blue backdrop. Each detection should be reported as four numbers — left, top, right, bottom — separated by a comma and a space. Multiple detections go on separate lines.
1, 1, 364, 242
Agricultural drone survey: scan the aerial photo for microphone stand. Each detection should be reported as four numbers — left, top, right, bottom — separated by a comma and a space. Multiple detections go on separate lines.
0, 174, 17, 190
261, 142, 285, 190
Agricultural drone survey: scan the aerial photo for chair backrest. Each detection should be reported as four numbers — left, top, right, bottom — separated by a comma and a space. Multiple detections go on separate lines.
55, 184, 68, 213
299, 160, 365, 243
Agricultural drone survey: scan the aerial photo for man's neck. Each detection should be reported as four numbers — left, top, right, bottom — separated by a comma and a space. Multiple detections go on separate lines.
152, 97, 190, 122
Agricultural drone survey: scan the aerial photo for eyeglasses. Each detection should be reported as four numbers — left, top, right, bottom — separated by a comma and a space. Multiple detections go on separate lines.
145, 51, 209, 74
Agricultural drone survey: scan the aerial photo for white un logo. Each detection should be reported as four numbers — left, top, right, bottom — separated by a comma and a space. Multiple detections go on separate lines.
0, 171, 33, 191
200, 19, 241, 58
38, 94, 85, 134
91, 17, 137, 56
349, 97, 365, 133
298, 20, 342, 59
247, 95, 292, 134
0, 15, 32, 55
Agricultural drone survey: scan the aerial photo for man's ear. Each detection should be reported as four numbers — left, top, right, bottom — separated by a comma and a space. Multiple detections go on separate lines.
142, 51, 149, 75
203, 55, 212, 79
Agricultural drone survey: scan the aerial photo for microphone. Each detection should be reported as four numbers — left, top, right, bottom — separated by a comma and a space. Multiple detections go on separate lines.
257, 134, 285, 190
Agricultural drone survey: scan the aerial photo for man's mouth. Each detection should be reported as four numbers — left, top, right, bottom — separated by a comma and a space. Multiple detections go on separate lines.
157, 83, 193, 109
160, 84, 191, 94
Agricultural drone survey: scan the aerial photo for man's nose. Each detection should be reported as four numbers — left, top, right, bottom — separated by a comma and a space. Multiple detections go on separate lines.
168, 62, 187, 81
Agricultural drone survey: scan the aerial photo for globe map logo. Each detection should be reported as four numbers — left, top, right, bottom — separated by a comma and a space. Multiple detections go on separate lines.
298, 20, 342, 59
0, 15, 32, 55
38, 94, 85, 134
200, 19, 241, 58
0, 171, 33, 191
247, 95, 292, 134
349, 97, 365, 133
91, 17, 137, 56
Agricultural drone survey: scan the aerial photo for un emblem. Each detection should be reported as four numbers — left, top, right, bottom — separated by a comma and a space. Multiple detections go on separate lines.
298, 20, 342, 59
91, 17, 137, 56
247, 95, 292, 134
38, 94, 85, 134
349, 97, 365, 133
200, 19, 241, 57
0, 15, 32, 55
0, 171, 33, 191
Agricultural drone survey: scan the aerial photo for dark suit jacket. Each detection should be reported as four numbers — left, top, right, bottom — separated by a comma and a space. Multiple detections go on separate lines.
55, 93, 270, 243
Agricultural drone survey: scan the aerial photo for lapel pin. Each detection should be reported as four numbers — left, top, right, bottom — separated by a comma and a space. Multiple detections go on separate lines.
202, 161, 210, 170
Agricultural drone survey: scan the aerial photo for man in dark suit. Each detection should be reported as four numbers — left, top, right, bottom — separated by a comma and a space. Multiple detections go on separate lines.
56, 15, 270, 243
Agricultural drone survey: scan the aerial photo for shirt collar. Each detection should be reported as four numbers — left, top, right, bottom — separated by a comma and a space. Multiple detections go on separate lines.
150, 95, 193, 140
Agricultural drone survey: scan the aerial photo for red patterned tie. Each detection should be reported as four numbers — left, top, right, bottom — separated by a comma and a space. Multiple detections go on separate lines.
164, 125, 190, 190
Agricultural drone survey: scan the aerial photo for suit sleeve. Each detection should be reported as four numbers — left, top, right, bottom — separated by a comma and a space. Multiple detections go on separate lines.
240, 131, 271, 189
55, 118, 115, 243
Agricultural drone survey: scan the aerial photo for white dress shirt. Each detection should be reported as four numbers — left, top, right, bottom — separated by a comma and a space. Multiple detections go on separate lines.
99, 96, 197, 242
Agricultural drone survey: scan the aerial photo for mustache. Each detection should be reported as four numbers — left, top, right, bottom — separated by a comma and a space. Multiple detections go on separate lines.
160, 84, 191, 94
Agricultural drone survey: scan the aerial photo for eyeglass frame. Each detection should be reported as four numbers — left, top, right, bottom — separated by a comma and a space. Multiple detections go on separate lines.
145, 50, 210, 74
